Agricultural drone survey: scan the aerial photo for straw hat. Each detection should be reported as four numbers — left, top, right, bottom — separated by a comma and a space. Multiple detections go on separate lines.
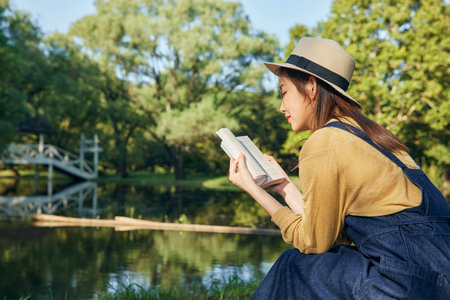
264, 37, 360, 108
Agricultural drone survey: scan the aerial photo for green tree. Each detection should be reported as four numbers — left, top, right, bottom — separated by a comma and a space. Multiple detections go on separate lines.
27, 34, 104, 153
69, 0, 277, 179
0, 0, 39, 151
99, 70, 144, 177
0, 0, 104, 168
312, 0, 449, 195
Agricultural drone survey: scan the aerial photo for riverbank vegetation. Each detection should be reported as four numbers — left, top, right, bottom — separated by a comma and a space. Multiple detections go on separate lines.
13, 274, 263, 300
98, 274, 264, 300
0, 167, 301, 192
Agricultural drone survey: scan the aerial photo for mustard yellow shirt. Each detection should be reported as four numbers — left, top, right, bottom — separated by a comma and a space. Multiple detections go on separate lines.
272, 119, 422, 254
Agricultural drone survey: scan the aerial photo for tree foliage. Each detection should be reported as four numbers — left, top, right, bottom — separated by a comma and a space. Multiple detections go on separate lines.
0, 0, 38, 150
0, 1, 103, 160
316, 0, 449, 171
69, 0, 278, 179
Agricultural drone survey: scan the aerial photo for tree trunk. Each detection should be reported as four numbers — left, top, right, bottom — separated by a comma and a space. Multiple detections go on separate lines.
117, 141, 128, 178
173, 150, 184, 180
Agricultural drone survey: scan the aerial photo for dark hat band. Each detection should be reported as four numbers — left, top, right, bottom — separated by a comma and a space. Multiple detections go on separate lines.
285, 54, 350, 91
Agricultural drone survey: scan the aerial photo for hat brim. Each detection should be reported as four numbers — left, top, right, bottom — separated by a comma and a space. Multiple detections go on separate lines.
264, 62, 361, 109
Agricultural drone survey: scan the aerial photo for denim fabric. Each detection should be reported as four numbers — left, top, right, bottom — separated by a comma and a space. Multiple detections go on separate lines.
252, 122, 450, 299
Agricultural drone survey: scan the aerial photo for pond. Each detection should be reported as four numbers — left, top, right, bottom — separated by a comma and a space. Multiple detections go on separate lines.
0, 178, 291, 299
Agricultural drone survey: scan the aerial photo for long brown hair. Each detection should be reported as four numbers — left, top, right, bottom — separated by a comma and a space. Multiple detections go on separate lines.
279, 67, 409, 154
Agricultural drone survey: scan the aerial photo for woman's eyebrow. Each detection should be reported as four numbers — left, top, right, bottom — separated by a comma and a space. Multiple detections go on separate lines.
278, 83, 284, 90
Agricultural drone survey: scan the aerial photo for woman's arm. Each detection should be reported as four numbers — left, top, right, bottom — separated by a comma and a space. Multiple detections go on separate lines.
263, 155, 304, 214
228, 153, 283, 216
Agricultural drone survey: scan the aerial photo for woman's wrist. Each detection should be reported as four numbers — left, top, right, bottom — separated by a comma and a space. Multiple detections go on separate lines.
281, 181, 304, 214
278, 180, 296, 198
247, 184, 283, 216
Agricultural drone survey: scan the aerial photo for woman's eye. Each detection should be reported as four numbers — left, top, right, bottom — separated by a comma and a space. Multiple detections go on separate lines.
279, 91, 286, 98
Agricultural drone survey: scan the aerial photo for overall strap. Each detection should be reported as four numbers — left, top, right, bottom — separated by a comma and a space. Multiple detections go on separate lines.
323, 121, 411, 171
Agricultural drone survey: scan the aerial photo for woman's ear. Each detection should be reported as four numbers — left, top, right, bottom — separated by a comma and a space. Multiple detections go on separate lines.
305, 76, 318, 100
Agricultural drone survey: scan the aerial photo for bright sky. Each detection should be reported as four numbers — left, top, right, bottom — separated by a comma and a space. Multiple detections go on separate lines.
10, 0, 333, 46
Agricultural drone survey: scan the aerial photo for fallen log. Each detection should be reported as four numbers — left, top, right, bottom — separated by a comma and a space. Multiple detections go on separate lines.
33, 214, 117, 227
32, 214, 281, 236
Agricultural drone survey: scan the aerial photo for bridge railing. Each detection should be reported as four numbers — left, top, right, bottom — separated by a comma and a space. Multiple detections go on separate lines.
2, 144, 95, 177
0, 181, 99, 218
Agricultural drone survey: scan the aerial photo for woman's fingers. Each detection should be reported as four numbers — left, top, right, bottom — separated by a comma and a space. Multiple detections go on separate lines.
237, 153, 247, 172
229, 155, 240, 175
263, 153, 289, 178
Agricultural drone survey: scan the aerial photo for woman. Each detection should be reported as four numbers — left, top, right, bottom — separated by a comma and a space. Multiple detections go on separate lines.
228, 37, 450, 299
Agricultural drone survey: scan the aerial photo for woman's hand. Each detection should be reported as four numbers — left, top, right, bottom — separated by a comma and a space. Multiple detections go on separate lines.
228, 153, 283, 216
228, 153, 259, 194
263, 154, 292, 195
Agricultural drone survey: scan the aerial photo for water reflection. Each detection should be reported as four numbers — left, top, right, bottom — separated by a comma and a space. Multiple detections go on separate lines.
0, 180, 289, 299
0, 181, 98, 219
0, 223, 289, 299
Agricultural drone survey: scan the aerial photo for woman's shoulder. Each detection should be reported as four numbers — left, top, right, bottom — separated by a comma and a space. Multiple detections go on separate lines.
299, 124, 358, 161
301, 121, 419, 169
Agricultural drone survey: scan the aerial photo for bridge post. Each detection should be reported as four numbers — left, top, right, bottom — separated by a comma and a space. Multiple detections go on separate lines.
91, 185, 98, 218
93, 134, 99, 177
48, 162, 53, 196
36, 134, 45, 193
48, 149, 54, 196
80, 133, 85, 172
38, 134, 44, 157
34, 165, 39, 193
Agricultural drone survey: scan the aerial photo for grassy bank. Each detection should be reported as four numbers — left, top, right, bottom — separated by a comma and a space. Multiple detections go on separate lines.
0, 167, 301, 191
99, 172, 301, 191
12, 274, 263, 300
98, 274, 263, 300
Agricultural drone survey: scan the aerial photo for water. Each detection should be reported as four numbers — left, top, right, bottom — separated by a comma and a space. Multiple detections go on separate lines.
0, 178, 290, 299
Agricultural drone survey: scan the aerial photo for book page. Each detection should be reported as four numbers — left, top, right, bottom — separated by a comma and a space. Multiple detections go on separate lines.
237, 136, 284, 183
216, 128, 267, 185
220, 142, 233, 158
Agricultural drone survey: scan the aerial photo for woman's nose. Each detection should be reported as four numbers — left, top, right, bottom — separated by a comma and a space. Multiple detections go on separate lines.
280, 102, 285, 113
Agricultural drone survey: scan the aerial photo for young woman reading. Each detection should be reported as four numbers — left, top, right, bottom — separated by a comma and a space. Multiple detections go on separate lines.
228, 37, 450, 299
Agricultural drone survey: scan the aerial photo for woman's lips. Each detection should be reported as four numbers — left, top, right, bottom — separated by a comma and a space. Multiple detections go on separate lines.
286, 116, 291, 122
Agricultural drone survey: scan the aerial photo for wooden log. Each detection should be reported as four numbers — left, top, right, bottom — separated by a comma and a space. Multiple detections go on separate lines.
32, 214, 281, 236
114, 216, 280, 235
33, 221, 115, 228
33, 214, 118, 227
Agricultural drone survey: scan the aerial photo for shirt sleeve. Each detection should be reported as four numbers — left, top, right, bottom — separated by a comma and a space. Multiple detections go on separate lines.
271, 137, 349, 254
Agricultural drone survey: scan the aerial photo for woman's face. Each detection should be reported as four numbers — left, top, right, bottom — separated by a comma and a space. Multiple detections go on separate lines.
278, 75, 315, 132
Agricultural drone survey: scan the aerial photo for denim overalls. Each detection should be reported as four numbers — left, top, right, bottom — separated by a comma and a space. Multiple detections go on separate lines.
252, 122, 450, 299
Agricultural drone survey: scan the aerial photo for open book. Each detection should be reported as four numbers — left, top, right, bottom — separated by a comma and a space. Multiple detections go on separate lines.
216, 128, 285, 188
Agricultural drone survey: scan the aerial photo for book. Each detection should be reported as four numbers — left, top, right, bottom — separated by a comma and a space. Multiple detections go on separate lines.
216, 128, 285, 188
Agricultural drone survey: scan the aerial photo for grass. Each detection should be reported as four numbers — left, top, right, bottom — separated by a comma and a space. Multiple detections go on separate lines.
0, 166, 301, 191
2, 274, 264, 300
98, 273, 264, 300
93, 170, 300, 191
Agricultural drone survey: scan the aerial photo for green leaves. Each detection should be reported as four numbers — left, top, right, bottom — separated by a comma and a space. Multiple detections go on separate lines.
315, 0, 449, 175
68, 0, 277, 178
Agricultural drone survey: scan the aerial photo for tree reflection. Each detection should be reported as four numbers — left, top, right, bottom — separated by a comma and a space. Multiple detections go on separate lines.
0, 223, 290, 299
93, 183, 279, 229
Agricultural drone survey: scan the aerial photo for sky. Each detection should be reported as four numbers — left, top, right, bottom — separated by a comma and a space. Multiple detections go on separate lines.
10, 0, 334, 46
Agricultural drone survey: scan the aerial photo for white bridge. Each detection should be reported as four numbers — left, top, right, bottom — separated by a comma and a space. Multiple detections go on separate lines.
1, 134, 101, 180
0, 181, 99, 218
